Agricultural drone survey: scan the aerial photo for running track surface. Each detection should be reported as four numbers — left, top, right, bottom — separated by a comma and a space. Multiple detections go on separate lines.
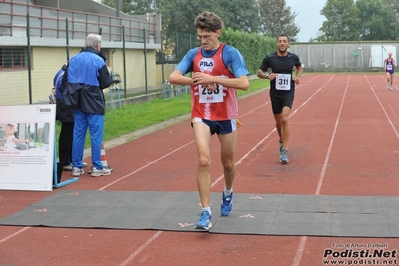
1, 73, 399, 266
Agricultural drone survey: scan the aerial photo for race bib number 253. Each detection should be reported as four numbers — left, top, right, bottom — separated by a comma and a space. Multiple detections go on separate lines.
199, 84, 224, 103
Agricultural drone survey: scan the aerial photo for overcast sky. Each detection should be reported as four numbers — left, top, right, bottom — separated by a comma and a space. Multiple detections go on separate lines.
285, 0, 327, 42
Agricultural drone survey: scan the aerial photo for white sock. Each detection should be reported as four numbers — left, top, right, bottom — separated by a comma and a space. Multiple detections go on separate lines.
224, 188, 233, 197
202, 207, 211, 215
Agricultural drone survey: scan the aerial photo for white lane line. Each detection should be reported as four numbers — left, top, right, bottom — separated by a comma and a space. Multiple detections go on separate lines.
314, 75, 349, 195
292, 75, 349, 266
0, 227, 30, 244
365, 75, 399, 140
119, 231, 163, 266
99, 141, 195, 190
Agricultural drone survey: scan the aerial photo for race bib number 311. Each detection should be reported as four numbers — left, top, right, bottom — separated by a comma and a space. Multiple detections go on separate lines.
276, 74, 291, 90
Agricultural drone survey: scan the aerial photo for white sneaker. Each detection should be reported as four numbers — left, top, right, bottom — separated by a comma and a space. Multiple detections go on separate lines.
72, 167, 84, 177
64, 162, 88, 171
63, 164, 73, 171
91, 167, 112, 177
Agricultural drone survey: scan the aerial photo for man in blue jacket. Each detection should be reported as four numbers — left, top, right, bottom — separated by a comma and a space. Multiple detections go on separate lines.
63, 34, 112, 177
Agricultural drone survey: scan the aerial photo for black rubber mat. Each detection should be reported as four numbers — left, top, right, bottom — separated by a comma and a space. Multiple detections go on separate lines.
1, 190, 398, 237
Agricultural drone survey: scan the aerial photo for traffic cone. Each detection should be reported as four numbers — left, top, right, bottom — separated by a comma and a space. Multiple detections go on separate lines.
100, 143, 113, 172
88, 143, 113, 174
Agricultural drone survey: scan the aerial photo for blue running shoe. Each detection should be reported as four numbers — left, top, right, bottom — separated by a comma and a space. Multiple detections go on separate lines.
280, 149, 289, 163
195, 210, 212, 230
220, 192, 233, 216
279, 140, 283, 153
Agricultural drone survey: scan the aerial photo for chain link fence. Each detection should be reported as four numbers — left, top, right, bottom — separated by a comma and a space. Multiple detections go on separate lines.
291, 42, 399, 72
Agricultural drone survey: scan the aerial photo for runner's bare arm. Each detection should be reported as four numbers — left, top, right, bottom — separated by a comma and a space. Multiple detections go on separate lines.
168, 70, 195, 85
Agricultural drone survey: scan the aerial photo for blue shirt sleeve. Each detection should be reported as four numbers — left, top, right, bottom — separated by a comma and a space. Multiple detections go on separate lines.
223, 45, 249, 78
53, 69, 65, 99
175, 47, 199, 75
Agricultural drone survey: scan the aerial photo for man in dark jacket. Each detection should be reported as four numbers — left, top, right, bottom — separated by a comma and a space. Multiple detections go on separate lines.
53, 65, 87, 171
62, 34, 112, 177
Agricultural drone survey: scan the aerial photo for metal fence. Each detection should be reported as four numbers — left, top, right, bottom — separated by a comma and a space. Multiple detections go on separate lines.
0, 1, 160, 43
291, 42, 399, 72
158, 33, 399, 74
156, 32, 195, 65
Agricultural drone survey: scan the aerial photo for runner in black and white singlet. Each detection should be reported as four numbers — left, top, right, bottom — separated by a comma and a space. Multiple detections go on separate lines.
384, 52, 396, 90
256, 34, 302, 163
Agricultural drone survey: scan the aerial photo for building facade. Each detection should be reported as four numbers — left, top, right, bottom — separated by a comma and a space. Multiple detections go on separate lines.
0, 0, 162, 105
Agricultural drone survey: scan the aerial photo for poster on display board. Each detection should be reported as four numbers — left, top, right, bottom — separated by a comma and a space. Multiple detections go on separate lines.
0, 105, 56, 191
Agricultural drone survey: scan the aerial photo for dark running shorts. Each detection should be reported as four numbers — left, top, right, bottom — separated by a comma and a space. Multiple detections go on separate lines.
271, 93, 294, 114
191, 117, 238, 135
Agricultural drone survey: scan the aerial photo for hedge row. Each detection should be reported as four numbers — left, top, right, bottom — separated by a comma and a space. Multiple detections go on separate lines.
219, 28, 277, 74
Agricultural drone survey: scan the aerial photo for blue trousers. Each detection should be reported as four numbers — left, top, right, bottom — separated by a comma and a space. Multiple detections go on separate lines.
72, 109, 104, 170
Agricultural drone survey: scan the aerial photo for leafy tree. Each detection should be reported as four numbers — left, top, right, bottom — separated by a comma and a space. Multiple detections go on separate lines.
319, 0, 360, 41
258, 0, 300, 41
101, 0, 259, 33
382, 0, 399, 20
219, 0, 260, 33
158, 0, 261, 34
159, 0, 220, 35
157, 0, 220, 61
357, 0, 399, 40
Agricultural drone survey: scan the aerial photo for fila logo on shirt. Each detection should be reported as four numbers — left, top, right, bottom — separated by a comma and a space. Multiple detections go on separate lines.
199, 58, 214, 72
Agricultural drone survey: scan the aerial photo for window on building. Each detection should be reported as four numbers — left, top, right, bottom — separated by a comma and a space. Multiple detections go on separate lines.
0, 48, 28, 70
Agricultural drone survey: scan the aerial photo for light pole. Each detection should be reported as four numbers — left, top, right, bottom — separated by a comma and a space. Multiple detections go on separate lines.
116, 0, 120, 17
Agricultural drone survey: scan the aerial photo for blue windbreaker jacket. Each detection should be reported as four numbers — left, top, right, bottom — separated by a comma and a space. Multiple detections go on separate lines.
62, 47, 111, 115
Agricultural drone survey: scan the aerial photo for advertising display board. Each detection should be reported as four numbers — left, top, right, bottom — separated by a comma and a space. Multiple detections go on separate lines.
0, 105, 56, 191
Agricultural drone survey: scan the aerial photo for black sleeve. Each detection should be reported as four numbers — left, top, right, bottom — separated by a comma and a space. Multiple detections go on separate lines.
62, 64, 68, 89
295, 55, 302, 67
258, 56, 269, 71
98, 65, 111, 90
